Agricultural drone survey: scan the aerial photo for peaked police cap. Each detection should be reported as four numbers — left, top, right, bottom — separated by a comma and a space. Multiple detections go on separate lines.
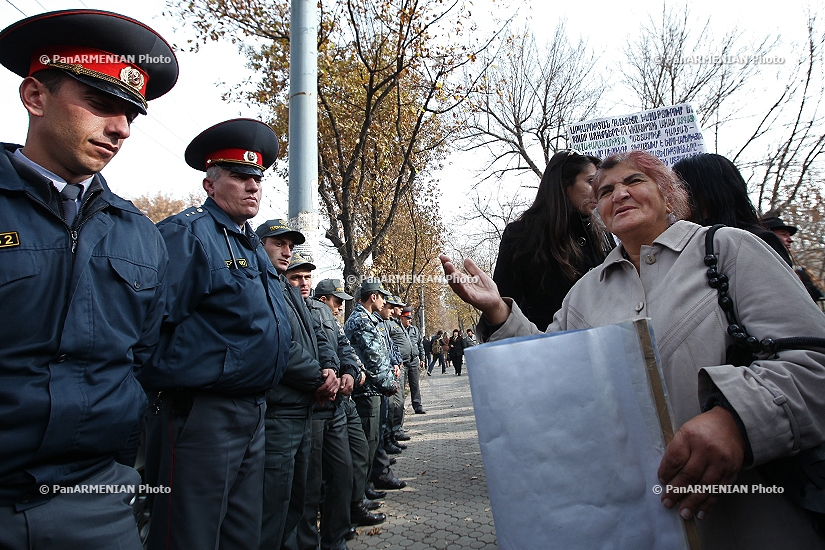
186, 118, 279, 178
0, 9, 178, 114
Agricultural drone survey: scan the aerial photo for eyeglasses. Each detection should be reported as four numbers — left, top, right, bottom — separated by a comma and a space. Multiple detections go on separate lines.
559, 149, 584, 157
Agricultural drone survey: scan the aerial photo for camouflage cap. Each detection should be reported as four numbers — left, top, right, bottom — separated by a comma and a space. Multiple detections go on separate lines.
359, 277, 391, 298
286, 252, 315, 272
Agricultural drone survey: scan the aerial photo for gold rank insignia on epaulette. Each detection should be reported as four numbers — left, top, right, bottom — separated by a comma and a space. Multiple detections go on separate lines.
225, 258, 249, 268
0, 231, 20, 248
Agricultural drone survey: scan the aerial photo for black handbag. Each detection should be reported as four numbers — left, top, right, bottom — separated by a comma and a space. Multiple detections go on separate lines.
705, 224, 825, 517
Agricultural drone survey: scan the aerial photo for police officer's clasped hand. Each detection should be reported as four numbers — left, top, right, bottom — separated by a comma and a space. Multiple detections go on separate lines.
315, 368, 339, 405
340, 373, 355, 396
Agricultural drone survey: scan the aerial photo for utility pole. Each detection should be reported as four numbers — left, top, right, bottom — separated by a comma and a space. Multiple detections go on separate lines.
288, 0, 318, 258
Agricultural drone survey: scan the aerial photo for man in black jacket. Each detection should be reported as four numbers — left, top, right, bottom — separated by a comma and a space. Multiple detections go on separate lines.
256, 220, 340, 550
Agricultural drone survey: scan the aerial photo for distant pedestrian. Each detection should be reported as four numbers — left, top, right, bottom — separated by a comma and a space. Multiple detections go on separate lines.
441, 332, 451, 373
465, 328, 480, 347
427, 330, 445, 375
761, 215, 825, 303
422, 333, 432, 367
448, 329, 466, 375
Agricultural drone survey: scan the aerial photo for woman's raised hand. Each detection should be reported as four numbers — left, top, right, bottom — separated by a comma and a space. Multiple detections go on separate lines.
439, 254, 510, 325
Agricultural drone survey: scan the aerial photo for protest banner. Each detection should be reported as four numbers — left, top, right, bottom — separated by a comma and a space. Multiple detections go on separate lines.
465, 319, 697, 550
567, 104, 706, 166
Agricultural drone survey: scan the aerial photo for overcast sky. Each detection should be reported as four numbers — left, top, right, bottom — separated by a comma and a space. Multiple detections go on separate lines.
0, 0, 816, 277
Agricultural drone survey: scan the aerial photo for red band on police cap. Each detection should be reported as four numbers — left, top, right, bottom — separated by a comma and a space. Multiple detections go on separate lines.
205, 148, 263, 170
30, 45, 149, 100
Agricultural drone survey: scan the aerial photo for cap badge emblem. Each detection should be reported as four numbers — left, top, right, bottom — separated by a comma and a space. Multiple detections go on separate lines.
245, 151, 258, 163
119, 67, 145, 90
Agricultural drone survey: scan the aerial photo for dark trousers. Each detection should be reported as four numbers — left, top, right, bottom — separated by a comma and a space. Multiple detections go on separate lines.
453, 355, 463, 375
0, 461, 142, 550
370, 396, 394, 484
343, 397, 370, 504
352, 395, 380, 491
261, 413, 312, 550
144, 392, 265, 550
387, 367, 406, 439
294, 406, 351, 550
406, 360, 422, 409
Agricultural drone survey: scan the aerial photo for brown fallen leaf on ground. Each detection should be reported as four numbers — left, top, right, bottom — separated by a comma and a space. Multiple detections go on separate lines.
367, 527, 382, 536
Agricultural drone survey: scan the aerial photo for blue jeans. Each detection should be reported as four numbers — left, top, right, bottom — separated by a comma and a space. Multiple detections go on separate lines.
427, 353, 445, 374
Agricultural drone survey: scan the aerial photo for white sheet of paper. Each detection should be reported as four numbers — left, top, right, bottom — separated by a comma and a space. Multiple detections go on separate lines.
465, 320, 689, 550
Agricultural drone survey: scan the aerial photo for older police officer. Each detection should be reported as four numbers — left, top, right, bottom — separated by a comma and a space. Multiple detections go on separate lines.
140, 119, 291, 550
0, 10, 177, 550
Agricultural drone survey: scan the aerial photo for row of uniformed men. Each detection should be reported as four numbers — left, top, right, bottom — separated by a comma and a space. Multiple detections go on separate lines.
0, 8, 417, 550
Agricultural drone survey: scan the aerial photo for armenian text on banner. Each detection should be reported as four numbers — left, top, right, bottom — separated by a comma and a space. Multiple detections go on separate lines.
567, 104, 706, 166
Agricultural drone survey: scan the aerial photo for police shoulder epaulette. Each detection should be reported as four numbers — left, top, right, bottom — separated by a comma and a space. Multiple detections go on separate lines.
179, 206, 208, 221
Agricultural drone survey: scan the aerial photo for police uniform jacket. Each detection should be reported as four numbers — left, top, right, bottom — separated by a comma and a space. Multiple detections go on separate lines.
306, 298, 362, 417
382, 319, 403, 367
0, 144, 167, 508
388, 317, 413, 365
266, 279, 338, 417
140, 198, 290, 395
345, 304, 398, 397
404, 324, 425, 367
482, 221, 825, 550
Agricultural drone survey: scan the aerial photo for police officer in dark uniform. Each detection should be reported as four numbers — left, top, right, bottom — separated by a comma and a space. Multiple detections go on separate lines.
400, 306, 426, 414
313, 280, 387, 534
255, 220, 340, 550
0, 10, 177, 550
140, 119, 291, 550
288, 262, 382, 548
386, 296, 413, 446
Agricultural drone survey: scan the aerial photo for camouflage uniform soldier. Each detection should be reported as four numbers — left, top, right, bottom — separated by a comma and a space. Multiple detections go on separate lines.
344, 280, 399, 494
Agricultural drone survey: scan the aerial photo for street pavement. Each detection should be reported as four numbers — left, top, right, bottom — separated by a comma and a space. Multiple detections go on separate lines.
347, 369, 497, 549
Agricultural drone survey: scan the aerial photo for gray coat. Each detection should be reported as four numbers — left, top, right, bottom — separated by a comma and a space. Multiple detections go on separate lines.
405, 324, 425, 367
481, 221, 825, 550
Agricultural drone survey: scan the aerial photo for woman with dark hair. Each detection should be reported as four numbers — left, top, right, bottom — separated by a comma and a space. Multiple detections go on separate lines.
493, 150, 616, 331
672, 153, 792, 266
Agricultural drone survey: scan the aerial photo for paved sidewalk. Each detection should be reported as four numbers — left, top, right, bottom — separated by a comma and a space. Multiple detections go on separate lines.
347, 370, 497, 549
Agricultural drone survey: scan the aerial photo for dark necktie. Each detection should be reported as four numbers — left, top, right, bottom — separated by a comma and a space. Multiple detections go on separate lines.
60, 184, 82, 227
